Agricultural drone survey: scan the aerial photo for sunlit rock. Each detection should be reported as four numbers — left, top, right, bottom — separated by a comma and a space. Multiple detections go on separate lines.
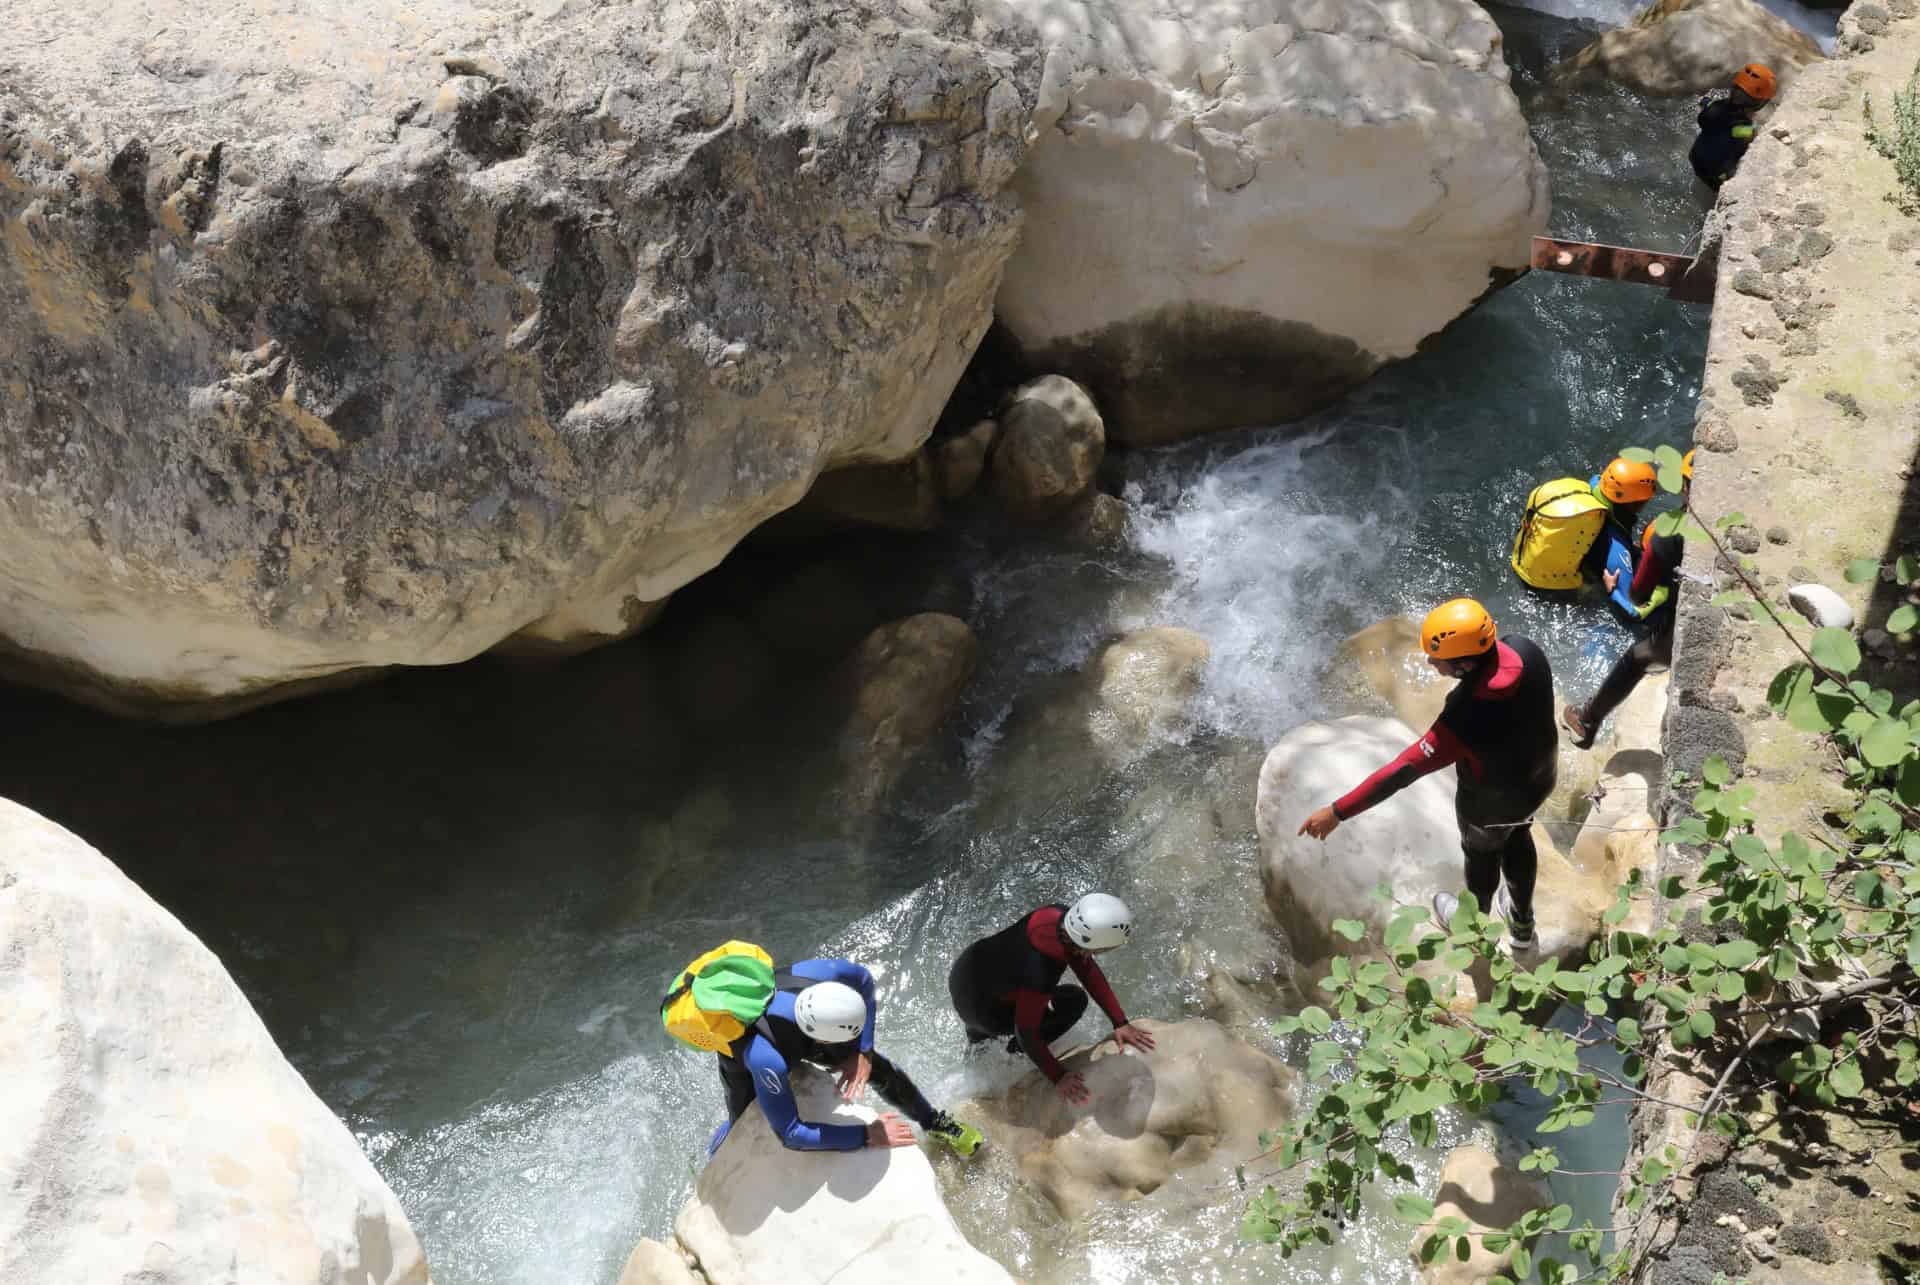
1253, 716, 1657, 1000
0, 798, 430, 1285
989, 375, 1106, 520
1408, 1146, 1550, 1285
1330, 616, 1450, 731
990, 0, 1548, 445
1554, 0, 1824, 97
955, 1018, 1295, 1220
839, 613, 979, 812
633, 1074, 1013, 1285
0, 0, 1039, 717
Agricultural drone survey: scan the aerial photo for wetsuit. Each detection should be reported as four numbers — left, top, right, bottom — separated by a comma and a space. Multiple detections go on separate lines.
1691, 94, 1758, 188
1331, 639, 1557, 927
1583, 522, 1681, 729
947, 905, 1128, 1082
713, 958, 937, 1154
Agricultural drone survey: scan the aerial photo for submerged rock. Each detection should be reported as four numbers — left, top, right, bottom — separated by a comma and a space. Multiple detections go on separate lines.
0, 0, 1038, 717
1088, 626, 1210, 759
839, 613, 979, 812
1252, 716, 1657, 1000
627, 1074, 1012, 1285
1555, 0, 1824, 97
991, 0, 1547, 445
0, 798, 429, 1285
1409, 1147, 1550, 1285
955, 1018, 1295, 1220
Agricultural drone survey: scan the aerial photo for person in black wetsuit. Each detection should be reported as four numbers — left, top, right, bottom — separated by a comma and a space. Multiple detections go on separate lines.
1563, 450, 1693, 749
1691, 64, 1775, 188
947, 894, 1156, 1105
1298, 598, 1557, 954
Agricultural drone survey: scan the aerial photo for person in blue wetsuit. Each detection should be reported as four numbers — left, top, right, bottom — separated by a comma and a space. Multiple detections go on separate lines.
710, 958, 982, 1158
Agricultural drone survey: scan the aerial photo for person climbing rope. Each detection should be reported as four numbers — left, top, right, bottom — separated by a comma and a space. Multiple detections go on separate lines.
1297, 598, 1557, 955
1691, 63, 1775, 189
709, 957, 984, 1158
1510, 455, 1657, 619
1564, 450, 1693, 749
947, 893, 1155, 1105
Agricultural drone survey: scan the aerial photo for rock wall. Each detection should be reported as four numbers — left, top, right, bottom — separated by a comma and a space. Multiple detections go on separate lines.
0, 0, 1037, 717
1625, 3, 1920, 1280
0, 798, 430, 1285
990, 0, 1549, 445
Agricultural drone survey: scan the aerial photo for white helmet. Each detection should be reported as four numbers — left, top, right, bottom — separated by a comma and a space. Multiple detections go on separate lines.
793, 982, 866, 1044
1063, 893, 1133, 952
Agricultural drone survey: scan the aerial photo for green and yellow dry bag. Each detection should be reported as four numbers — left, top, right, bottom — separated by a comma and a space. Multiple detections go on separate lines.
660, 941, 777, 1056
1510, 477, 1609, 591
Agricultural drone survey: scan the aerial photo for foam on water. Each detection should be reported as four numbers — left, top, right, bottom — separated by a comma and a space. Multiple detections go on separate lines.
1506, 0, 1839, 52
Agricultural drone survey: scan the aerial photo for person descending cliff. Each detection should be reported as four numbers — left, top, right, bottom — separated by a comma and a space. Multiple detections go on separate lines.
1298, 599, 1557, 955
947, 894, 1156, 1104
710, 958, 984, 1158
1691, 63, 1775, 189
1511, 455, 1657, 619
1563, 450, 1693, 749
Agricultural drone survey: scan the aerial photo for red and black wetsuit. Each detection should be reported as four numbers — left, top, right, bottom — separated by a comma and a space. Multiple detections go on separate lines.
1332, 639, 1558, 925
947, 904, 1128, 1082
1583, 523, 1682, 729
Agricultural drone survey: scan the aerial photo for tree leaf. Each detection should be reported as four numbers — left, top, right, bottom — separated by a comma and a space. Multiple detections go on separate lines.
1331, 919, 1366, 942
1830, 1060, 1864, 1099
1392, 1193, 1436, 1223
1702, 755, 1730, 786
1300, 1006, 1333, 1035
1618, 447, 1654, 462
1810, 627, 1862, 677
1844, 558, 1883, 584
1889, 604, 1918, 634
1901, 759, 1920, 808
1861, 717, 1913, 769
1713, 940, 1759, 968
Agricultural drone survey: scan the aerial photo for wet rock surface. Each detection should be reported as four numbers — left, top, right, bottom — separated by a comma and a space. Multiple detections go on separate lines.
0, 0, 1038, 716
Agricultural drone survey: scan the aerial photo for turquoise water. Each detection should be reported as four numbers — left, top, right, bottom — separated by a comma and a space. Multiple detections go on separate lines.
0, 6, 1707, 1283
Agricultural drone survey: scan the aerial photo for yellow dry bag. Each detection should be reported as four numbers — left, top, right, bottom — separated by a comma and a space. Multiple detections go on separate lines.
660, 941, 777, 1056
1510, 477, 1608, 591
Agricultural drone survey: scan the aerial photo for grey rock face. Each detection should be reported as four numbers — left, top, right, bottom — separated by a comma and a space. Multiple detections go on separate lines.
989, 374, 1104, 520
0, 0, 1037, 716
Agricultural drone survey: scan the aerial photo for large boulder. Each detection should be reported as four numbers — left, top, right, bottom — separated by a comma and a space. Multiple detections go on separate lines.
0, 799, 430, 1285
990, 0, 1548, 445
0, 0, 1038, 718
1554, 0, 1824, 97
623, 1073, 1013, 1285
1252, 716, 1655, 999
956, 1018, 1295, 1221
1409, 1147, 1551, 1285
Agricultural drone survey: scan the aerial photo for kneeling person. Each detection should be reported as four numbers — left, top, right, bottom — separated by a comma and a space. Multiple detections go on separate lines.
948, 893, 1156, 1105
714, 958, 982, 1157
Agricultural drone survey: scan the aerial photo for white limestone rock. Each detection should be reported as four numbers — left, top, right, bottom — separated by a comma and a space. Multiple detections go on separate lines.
0, 0, 1040, 717
839, 613, 980, 812
990, 0, 1549, 444
1253, 716, 1652, 999
1788, 583, 1855, 630
657, 1074, 1013, 1285
1409, 1146, 1551, 1285
0, 798, 430, 1285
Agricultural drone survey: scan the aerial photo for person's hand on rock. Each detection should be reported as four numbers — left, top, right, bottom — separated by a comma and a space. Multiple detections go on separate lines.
1056, 1071, 1091, 1105
1299, 806, 1340, 840
835, 1050, 872, 1101
1112, 1023, 1156, 1054
865, 1112, 915, 1148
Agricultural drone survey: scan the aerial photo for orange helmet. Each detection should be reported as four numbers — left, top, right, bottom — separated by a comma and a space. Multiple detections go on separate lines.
1422, 599, 1497, 661
1733, 63, 1776, 102
1599, 456, 1658, 505
1681, 449, 1695, 482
